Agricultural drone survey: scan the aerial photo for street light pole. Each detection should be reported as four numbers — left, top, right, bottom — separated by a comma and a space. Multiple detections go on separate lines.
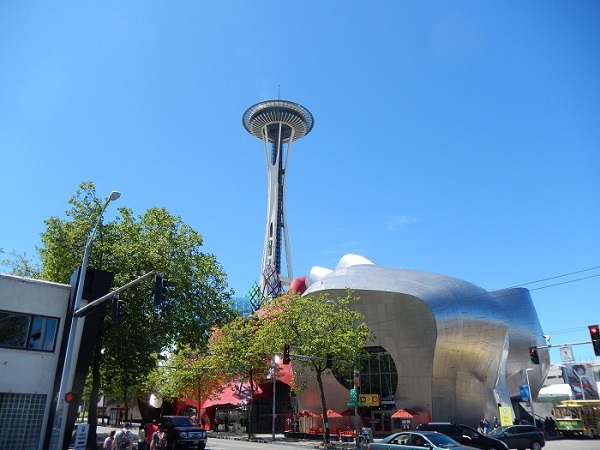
525, 368, 536, 427
271, 355, 277, 440
49, 191, 120, 450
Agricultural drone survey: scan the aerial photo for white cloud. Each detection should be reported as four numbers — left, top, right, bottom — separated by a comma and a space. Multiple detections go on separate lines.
387, 215, 419, 231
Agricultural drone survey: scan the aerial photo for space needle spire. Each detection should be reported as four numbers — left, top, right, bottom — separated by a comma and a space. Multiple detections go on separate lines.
243, 99, 314, 299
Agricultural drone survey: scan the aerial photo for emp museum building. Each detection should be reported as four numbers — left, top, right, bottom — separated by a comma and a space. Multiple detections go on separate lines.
284, 253, 550, 434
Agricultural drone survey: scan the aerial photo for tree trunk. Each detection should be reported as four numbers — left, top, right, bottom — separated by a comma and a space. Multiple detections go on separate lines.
247, 371, 254, 439
316, 369, 330, 444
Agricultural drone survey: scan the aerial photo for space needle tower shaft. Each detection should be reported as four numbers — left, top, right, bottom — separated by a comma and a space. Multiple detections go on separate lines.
243, 100, 314, 297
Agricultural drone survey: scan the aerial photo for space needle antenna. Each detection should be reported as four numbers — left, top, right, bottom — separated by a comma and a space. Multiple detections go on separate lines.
243, 99, 314, 299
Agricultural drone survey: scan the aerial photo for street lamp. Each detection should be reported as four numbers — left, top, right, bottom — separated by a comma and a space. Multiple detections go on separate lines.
525, 368, 536, 428
49, 190, 120, 450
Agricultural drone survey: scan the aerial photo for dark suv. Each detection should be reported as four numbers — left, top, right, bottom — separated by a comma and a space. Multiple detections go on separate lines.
160, 415, 207, 449
414, 423, 509, 450
488, 425, 545, 450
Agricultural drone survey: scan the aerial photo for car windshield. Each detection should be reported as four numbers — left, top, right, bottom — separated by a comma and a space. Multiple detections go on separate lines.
171, 417, 194, 427
425, 433, 461, 447
488, 427, 508, 437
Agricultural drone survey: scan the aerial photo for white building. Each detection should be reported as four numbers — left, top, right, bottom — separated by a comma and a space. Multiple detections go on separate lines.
0, 270, 112, 450
0, 273, 72, 450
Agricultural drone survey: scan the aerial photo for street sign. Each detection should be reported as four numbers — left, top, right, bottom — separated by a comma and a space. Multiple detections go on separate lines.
359, 393, 380, 407
520, 384, 531, 402
560, 345, 574, 362
74, 423, 89, 450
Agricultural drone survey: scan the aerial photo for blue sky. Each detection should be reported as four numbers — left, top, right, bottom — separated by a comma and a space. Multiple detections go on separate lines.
1, 2, 599, 363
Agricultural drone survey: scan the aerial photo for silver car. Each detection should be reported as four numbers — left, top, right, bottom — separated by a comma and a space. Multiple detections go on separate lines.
366, 430, 479, 449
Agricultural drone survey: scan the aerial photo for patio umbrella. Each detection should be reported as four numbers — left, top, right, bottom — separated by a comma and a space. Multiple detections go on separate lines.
391, 409, 414, 419
325, 409, 343, 418
297, 410, 318, 434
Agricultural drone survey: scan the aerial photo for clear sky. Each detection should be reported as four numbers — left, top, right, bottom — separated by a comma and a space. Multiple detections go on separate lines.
1, 2, 599, 363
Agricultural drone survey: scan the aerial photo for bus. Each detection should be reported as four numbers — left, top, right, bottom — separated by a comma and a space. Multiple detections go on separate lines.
552, 399, 600, 438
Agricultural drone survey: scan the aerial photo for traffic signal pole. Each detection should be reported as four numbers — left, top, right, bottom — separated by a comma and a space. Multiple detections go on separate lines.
49, 269, 158, 450
74, 270, 157, 317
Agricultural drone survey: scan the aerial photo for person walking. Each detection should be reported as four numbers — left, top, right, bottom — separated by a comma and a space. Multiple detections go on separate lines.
145, 420, 158, 448
149, 427, 168, 450
138, 422, 147, 450
112, 422, 134, 450
483, 418, 490, 434
103, 430, 116, 449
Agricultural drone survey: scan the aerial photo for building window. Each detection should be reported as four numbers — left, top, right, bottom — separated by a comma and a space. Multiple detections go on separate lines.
334, 346, 398, 400
0, 311, 58, 352
0, 392, 46, 450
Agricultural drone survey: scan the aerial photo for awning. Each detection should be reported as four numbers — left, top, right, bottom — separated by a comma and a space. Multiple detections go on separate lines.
202, 380, 263, 409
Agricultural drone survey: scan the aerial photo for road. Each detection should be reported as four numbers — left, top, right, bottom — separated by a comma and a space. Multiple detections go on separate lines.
88, 424, 598, 450
204, 436, 599, 450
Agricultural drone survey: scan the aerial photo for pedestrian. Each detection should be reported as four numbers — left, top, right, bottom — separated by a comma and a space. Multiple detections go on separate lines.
112, 422, 134, 450
483, 417, 490, 434
214, 417, 220, 432
493, 416, 499, 429
103, 430, 116, 449
145, 420, 158, 448
150, 427, 168, 449
138, 422, 147, 450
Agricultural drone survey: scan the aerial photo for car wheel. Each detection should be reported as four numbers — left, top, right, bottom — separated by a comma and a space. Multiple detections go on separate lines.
530, 441, 542, 450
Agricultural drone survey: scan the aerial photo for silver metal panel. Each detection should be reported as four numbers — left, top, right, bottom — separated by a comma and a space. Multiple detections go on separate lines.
303, 254, 549, 426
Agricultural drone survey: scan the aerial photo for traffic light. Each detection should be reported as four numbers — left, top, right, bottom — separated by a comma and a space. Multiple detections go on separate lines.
154, 274, 168, 307
326, 354, 333, 369
111, 296, 123, 324
529, 346, 540, 364
588, 324, 600, 356
64, 392, 79, 403
283, 344, 290, 364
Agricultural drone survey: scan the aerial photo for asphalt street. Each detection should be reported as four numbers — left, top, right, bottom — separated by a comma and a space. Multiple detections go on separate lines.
78, 422, 598, 450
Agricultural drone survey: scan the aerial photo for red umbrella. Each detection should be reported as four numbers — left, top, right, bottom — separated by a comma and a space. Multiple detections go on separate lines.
391, 409, 414, 419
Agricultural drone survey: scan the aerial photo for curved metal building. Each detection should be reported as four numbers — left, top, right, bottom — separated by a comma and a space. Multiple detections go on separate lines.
298, 254, 549, 428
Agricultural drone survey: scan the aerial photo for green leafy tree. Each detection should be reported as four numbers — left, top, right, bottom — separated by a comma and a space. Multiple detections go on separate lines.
208, 315, 273, 438
0, 249, 40, 277
145, 345, 225, 423
37, 181, 236, 446
260, 289, 374, 444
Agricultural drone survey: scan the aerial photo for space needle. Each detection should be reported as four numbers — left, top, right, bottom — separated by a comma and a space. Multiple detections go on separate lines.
243, 99, 314, 299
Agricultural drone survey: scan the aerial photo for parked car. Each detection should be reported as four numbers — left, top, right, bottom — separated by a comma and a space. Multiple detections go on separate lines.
487, 425, 545, 450
160, 415, 207, 450
366, 430, 479, 449
414, 423, 509, 450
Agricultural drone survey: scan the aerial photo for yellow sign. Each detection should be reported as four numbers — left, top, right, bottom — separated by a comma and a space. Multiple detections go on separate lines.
498, 405, 513, 426
359, 394, 380, 407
